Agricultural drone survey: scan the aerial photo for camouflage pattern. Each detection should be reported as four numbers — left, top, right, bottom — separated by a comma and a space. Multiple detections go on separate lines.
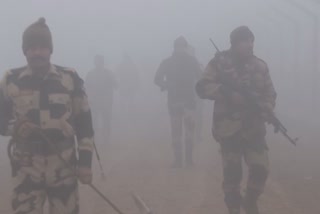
0, 64, 94, 213
221, 134, 269, 211
155, 51, 202, 166
196, 49, 276, 212
11, 148, 78, 214
196, 50, 276, 142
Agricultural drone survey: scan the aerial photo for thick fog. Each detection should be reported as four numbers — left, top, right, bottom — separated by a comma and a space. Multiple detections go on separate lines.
0, 0, 319, 113
0, 0, 319, 213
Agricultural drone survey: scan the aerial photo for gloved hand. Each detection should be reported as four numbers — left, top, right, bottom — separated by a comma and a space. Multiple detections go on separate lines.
13, 119, 39, 140
77, 167, 93, 184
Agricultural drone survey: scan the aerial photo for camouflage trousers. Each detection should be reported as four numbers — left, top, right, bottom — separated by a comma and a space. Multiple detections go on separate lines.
220, 135, 269, 210
11, 147, 79, 214
169, 103, 196, 166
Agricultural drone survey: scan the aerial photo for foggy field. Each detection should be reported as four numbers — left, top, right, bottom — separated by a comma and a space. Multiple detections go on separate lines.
0, 0, 319, 213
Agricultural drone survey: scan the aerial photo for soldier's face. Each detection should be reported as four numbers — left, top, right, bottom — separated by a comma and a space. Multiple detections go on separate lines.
25, 46, 51, 71
234, 38, 254, 58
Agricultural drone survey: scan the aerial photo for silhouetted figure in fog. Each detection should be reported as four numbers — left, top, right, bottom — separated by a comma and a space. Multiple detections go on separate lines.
116, 54, 140, 119
86, 55, 116, 145
0, 18, 94, 213
196, 26, 277, 214
155, 36, 202, 168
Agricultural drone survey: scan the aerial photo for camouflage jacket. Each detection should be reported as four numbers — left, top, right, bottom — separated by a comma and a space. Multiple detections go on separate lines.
196, 50, 277, 142
0, 65, 94, 168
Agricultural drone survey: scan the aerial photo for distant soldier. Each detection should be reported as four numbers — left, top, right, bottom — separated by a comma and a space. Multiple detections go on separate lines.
196, 26, 277, 214
116, 54, 140, 117
0, 18, 94, 213
155, 37, 202, 168
86, 55, 116, 145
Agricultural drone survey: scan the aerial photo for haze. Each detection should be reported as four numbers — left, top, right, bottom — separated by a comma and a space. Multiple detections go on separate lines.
0, 0, 319, 213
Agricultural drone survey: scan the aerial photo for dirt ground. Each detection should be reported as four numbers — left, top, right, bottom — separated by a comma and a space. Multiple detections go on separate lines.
0, 106, 318, 214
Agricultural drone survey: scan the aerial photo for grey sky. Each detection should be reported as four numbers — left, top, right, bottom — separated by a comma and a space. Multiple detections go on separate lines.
0, 0, 318, 83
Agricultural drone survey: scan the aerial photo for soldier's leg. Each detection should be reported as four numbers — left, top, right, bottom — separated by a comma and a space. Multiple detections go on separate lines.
243, 140, 269, 214
184, 108, 196, 166
169, 106, 183, 168
220, 140, 243, 214
46, 148, 79, 214
11, 152, 47, 214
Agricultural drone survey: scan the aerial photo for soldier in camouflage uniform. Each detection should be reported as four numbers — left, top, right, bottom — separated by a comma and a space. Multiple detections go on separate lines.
155, 37, 202, 168
196, 26, 277, 214
0, 18, 94, 214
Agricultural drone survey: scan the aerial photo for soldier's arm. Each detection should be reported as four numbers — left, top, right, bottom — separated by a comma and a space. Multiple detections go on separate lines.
0, 72, 14, 136
195, 58, 224, 100
259, 62, 277, 112
154, 61, 167, 91
72, 72, 94, 169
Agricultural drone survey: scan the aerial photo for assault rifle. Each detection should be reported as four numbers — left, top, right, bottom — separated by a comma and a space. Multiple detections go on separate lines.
209, 38, 297, 145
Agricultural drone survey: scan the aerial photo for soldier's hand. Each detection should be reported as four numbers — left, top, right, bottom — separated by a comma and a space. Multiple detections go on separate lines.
14, 119, 39, 139
77, 167, 93, 184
